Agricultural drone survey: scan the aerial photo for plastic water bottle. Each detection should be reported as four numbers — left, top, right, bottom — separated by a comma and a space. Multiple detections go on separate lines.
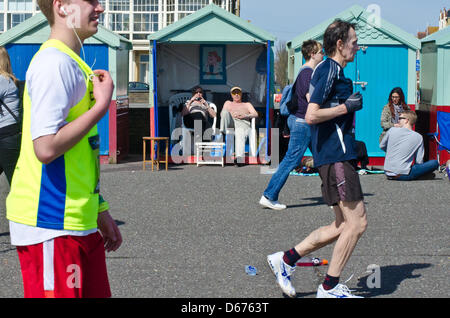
245, 265, 258, 275
296, 256, 328, 267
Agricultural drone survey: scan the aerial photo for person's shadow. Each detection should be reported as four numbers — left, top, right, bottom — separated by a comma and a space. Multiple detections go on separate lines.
354, 263, 432, 297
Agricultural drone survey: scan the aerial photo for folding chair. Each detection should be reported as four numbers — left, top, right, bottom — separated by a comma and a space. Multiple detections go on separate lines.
428, 110, 450, 172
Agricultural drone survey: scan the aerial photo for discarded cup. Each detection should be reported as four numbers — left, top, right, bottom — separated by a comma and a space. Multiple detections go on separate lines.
245, 265, 257, 276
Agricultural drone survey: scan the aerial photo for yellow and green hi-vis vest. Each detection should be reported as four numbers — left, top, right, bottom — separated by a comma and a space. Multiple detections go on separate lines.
6, 39, 109, 231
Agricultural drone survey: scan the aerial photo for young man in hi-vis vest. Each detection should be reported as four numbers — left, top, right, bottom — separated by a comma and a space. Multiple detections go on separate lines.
6, 0, 122, 298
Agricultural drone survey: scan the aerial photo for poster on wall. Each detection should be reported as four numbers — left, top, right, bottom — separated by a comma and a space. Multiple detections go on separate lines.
200, 45, 226, 85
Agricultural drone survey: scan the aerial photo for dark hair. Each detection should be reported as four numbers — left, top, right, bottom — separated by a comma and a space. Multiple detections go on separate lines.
323, 19, 356, 56
388, 87, 409, 118
301, 40, 322, 61
191, 85, 203, 96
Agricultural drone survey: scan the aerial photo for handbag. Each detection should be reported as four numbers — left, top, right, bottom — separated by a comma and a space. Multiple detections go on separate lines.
0, 98, 20, 124
0, 97, 22, 140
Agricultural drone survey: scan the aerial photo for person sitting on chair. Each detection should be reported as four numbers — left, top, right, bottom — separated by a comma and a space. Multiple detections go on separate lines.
220, 86, 258, 166
380, 110, 439, 180
179, 86, 216, 138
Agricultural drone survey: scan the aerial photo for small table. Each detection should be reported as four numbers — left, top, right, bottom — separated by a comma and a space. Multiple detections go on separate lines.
195, 142, 225, 167
143, 137, 169, 171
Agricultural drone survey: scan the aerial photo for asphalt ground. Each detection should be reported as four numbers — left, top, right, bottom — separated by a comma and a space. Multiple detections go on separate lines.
0, 158, 449, 299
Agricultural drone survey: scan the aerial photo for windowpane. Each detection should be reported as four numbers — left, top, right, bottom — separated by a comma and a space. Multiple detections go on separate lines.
178, 13, 191, 20
134, 0, 159, 12
166, 0, 175, 12
134, 13, 158, 32
8, 0, 33, 11
166, 13, 174, 25
109, 13, 130, 32
7, 13, 32, 29
109, 0, 130, 11
98, 14, 105, 27
213, 0, 226, 9
178, 0, 209, 12
99, 0, 106, 10
133, 33, 151, 40
140, 54, 149, 62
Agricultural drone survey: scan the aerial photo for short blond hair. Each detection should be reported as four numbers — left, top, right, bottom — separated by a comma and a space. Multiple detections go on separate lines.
400, 110, 417, 125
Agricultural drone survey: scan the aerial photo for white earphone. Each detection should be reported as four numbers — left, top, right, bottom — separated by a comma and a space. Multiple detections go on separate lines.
60, 4, 96, 70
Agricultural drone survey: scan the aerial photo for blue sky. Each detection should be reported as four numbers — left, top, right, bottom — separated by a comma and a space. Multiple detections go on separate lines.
240, 0, 449, 43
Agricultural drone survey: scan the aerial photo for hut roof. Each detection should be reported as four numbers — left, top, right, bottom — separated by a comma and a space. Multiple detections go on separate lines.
288, 4, 420, 50
148, 3, 275, 44
421, 26, 450, 45
0, 13, 132, 49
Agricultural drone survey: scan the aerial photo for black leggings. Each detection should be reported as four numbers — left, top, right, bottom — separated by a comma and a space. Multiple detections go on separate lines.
183, 113, 212, 135
0, 131, 21, 185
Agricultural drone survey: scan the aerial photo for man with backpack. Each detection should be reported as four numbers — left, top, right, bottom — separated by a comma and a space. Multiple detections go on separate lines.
259, 40, 324, 210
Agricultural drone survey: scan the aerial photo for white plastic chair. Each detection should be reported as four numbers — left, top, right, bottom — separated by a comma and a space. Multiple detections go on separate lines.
168, 92, 218, 156
249, 117, 257, 157
169, 92, 191, 147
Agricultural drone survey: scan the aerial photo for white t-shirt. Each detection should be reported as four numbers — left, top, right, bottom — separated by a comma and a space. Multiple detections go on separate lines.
9, 47, 97, 246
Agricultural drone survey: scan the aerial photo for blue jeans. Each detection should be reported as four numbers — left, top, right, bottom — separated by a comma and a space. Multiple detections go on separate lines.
263, 115, 311, 201
395, 160, 439, 181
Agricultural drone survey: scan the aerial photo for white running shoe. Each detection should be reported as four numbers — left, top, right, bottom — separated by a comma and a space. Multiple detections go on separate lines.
259, 196, 287, 210
267, 251, 296, 297
316, 283, 363, 298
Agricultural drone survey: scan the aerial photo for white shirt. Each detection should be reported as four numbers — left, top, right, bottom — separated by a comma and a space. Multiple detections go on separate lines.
9, 47, 97, 246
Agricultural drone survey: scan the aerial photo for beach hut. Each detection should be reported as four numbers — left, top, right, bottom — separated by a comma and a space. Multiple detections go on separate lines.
147, 3, 276, 163
0, 13, 132, 164
287, 5, 420, 165
419, 27, 450, 164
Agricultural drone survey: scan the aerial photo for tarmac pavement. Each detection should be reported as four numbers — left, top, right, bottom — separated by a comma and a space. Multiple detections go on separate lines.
0, 158, 449, 298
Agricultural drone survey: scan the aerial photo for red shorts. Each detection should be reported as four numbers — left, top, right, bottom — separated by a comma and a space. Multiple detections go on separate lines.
16, 231, 111, 298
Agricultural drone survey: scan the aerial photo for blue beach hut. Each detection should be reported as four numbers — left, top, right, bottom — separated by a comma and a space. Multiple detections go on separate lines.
0, 13, 132, 164
287, 5, 420, 166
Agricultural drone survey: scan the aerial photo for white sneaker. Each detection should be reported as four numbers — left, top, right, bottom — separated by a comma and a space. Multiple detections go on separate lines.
259, 196, 287, 210
267, 252, 296, 297
316, 283, 363, 298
